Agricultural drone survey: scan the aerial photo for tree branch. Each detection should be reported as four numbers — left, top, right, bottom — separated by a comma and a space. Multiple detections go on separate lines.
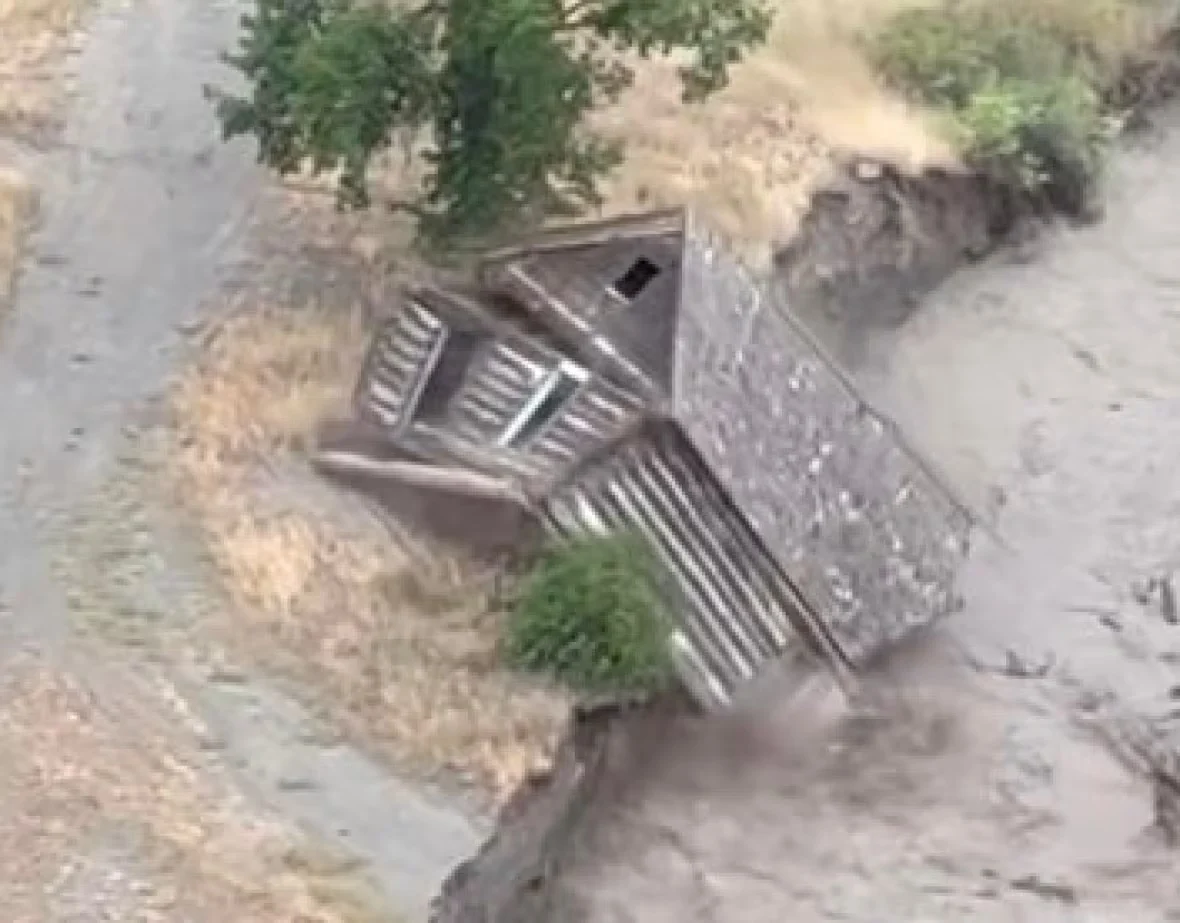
385, 197, 431, 220
560, 0, 601, 29
411, 0, 448, 18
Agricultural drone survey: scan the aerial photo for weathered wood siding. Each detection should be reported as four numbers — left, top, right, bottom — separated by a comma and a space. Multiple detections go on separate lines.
525, 381, 646, 478
450, 340, 550, 444
352, 297, 645, 495
432, 339, 643, 490
542, 423, 829, 710
354, 298, 446, 431
480, 234, 684, 388
483, 239, 676, 321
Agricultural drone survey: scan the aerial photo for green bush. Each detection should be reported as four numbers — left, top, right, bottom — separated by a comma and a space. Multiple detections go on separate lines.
871, 4, 1113, 210
504, 533, 675, 697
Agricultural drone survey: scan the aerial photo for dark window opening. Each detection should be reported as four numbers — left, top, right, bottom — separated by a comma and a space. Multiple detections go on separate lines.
610, 257, 661, 301
507, 369, 581, 448
413, 329, 482, 423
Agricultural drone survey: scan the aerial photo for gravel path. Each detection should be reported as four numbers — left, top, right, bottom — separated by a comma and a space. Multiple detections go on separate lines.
0, 0, 479, 918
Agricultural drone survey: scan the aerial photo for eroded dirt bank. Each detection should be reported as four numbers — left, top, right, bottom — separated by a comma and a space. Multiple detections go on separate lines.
529, 105, 1180, 923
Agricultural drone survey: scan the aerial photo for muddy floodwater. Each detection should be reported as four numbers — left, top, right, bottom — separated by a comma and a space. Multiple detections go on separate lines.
549, 111, 1180, 921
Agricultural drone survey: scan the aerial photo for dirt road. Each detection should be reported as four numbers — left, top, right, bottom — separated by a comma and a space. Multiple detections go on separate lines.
550, 115, 1180, 921
0, 0, 480, 919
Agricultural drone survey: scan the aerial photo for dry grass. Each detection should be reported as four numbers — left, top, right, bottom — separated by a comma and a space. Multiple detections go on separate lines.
0, 0, 84, 135
168, 284, 569, 802
588, 0, 956, 267
0, 0, 85, 322
589, 0, 1176, 265
0, 166, 36, 317
0, 653, 383, 922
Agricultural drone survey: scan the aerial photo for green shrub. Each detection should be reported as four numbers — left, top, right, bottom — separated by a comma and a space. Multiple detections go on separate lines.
504, 533, 675, 697
871, 4, 1113, 210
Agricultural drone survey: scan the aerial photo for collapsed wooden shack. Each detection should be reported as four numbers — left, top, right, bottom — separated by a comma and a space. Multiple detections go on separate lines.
316, 207, 972, 709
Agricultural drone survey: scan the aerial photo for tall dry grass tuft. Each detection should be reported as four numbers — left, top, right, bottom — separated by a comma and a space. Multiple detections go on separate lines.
589, 0, 1174, 263
169, 294, 569, 801
0, 166, 36, 317
590, 0, 959, 267
0, 0, 77, 323
0, 0, 80, 34
0, 0, 86, 135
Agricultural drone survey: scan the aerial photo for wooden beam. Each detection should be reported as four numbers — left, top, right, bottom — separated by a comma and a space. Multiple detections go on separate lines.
313, 447, 532, 508
479, 207, 686, 264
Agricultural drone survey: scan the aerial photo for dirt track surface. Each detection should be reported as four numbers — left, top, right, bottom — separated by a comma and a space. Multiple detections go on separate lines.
551, 114, 1180, 920
0, 0, 480, 918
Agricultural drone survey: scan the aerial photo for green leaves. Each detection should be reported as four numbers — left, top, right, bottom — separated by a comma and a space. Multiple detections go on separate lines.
578, 0, 772, 101
871, 4, 1111, 211
423, 0, 622, 241
504, 533, 676, 697
211, 0, 330, 175
284, 6, 438, 207
211, 0, 771, 246
210, 0, 437, 207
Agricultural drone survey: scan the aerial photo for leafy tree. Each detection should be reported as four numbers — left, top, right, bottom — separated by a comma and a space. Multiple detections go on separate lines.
209, 0, 771, 244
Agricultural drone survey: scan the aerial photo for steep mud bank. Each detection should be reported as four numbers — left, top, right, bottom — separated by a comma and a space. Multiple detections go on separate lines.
778, 22, 1180, 366
428, 699, 682, 923
775, 163, 1019, 365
